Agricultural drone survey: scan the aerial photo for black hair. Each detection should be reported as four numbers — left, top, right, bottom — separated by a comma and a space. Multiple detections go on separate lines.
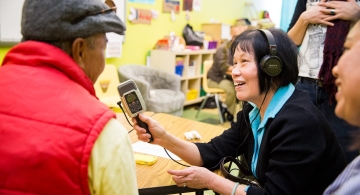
230, 28, 299, 94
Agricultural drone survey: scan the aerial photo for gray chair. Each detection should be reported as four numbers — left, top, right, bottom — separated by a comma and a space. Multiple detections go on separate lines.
118, 65, 185, 116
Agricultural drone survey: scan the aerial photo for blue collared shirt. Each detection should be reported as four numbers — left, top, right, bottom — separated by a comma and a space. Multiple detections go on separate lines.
248, 83, 295, 178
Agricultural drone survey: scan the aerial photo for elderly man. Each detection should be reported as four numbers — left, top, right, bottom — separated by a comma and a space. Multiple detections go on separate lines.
0, 0, 138, 195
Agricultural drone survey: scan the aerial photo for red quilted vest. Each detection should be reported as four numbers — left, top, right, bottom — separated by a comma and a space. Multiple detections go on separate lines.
0, 41, 115, 195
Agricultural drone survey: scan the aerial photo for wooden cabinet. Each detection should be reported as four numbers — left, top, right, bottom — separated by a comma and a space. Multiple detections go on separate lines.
201, 23, 231, 48
150, 49, 216, 106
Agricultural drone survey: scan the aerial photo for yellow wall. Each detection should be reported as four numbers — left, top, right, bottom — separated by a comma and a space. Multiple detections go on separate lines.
0, 46, 11, 64
1, 0, 247, 66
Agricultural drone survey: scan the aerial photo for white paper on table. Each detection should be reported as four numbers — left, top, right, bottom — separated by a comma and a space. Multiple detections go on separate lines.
132, 141, 181, 160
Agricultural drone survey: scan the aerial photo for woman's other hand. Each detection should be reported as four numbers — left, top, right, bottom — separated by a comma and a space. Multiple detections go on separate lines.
168, 166, 216, 189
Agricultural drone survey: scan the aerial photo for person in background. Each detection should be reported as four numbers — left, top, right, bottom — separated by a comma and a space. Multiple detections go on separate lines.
288, 0, 360, 163
133, 28, 346, 195
207, 25, 248, 121
0, 0, 138, 194
323, 19, 360, 195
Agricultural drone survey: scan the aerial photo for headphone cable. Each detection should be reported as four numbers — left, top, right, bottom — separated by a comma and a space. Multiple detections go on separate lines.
235, 86, 270, 161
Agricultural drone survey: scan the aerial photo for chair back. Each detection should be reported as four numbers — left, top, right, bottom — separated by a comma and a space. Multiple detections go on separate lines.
202, 60, 226, 94
118, 65, 185, 116
94, 64, 121, 107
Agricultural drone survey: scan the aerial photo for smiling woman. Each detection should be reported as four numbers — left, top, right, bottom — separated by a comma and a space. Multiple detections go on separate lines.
230, 29, 298, 111
132, 28, 347, 195
323, 20, 360, 195
331, 21, 360, 128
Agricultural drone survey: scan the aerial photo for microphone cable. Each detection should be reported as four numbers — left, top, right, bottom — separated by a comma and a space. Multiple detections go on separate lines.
117, 101, 190, 167
117, 101, 134, 133
117, 82, 270, 169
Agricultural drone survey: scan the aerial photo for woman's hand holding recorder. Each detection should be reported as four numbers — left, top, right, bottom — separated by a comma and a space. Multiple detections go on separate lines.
117, 79, 155, 142
132, 113, 167, 144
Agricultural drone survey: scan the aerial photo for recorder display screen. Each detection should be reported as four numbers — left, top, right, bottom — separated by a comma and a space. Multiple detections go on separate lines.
124, 91, 143, 114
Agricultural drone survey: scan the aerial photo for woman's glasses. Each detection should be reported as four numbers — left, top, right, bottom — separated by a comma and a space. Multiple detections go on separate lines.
71, 7, 117, 24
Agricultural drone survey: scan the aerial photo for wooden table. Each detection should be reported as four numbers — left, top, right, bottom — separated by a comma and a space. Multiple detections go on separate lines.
116, 111, 155, 132
116, 112, 226, 195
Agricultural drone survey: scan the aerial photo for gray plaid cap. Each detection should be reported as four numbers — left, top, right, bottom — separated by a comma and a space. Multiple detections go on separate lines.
21, 0, 126, 41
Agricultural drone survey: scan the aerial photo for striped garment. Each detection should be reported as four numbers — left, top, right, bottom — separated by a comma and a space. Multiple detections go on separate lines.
323, 155, 360, 195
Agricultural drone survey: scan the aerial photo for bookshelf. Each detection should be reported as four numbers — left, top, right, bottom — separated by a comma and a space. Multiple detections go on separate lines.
150, 49, 216, 106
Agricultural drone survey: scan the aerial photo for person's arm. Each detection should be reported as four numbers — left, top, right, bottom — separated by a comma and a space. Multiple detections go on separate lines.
165, 110, 251, 195
88, 118, 138, 195
132, 113, 204, 166
288, 0, 333, 45
168, 166, 248, 195
136, 107, 251, 194
213, 42, 233, 74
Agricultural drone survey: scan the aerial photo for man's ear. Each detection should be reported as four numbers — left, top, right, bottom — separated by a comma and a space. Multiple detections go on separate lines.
71, 38, 86, 70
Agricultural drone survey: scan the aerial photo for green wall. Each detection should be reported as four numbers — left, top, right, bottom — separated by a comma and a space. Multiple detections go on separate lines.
1, 0, 247, 66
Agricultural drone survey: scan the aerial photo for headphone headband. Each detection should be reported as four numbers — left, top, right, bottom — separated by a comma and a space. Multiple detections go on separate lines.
257, 29, 283, 77
258, 29, 277, 56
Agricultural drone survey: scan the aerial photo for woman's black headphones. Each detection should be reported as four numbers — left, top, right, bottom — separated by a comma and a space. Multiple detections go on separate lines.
258, 29, 283, 77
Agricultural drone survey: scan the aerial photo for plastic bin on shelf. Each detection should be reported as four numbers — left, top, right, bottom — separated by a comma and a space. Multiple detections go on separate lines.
200, 87, 206, 97
208, 41, 217, 49
186, 89, 198, 100
175, 65, 184, 76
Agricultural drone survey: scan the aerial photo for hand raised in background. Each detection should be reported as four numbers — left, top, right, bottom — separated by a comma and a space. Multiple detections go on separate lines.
319, 0, 360, 22
300, 0, 334, 26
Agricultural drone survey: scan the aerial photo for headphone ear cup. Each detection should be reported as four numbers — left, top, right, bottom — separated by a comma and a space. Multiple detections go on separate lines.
260, 55, 282, 77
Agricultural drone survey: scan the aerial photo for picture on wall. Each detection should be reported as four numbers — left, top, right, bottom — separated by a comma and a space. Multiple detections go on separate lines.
129, 8, 152, 24
193, 0, 201, 11
163, 0, 180, 13
183, 0, 193, 11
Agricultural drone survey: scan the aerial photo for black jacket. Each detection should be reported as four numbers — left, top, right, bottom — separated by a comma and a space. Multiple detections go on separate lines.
196, 89, 346, 195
